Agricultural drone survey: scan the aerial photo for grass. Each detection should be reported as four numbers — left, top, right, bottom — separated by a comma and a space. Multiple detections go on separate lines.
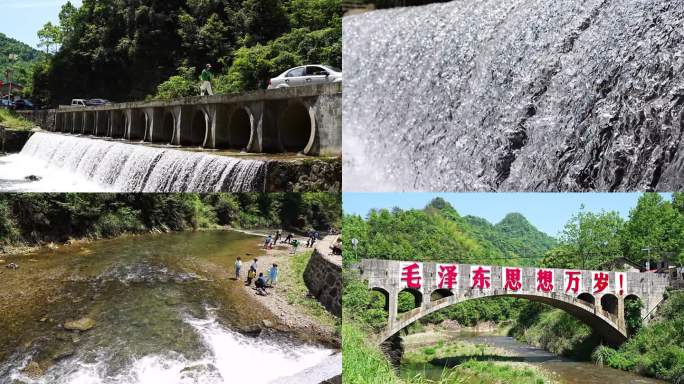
0, 109, 34, 130
404, 341, 511, 364
281, 250, 338, 329
342, 322, 403, 384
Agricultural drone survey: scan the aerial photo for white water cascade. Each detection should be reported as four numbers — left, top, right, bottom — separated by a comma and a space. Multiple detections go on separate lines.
0, 133, 266, 192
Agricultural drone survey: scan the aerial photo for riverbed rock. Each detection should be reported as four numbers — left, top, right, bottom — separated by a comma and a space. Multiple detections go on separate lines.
0, 259, 5, 264
49, 343, 75, 361
262, 319, 274, 328
24, 175, 41, 182
64, 317, 95, 331
238, 325, 262, 337
22, 361, 45, 378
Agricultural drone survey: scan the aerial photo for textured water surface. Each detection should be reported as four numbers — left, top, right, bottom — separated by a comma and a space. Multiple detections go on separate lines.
343, 0, 684, 191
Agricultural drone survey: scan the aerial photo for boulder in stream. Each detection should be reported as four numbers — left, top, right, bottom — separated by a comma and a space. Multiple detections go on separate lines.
22, 361, 45, 378
64, 317, 95, 331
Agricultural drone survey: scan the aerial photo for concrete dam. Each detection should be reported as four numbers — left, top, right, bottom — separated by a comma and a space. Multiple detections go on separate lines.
343, 0, 684, 192
8, 84, 341, 192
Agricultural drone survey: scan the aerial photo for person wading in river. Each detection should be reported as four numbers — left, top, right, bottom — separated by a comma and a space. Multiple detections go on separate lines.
268, 263, 279, 287
200, 64, 214, 96
234, 256, 242, 279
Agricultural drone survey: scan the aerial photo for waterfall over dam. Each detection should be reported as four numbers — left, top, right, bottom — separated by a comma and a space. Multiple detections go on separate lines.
343, 0, 684, 192
1, 132, 266, 192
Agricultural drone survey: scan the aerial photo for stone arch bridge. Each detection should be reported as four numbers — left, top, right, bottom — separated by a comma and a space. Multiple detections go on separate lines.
360, 259, 669, 346
24, 83, 341, 156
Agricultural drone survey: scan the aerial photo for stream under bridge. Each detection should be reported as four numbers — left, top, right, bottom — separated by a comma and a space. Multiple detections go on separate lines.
359, 259, 669, 346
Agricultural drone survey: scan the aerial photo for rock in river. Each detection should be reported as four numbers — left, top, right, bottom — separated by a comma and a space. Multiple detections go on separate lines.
64, 317, 95, 331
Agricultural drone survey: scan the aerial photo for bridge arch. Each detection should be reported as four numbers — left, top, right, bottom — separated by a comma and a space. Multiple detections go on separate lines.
431, 288, 454, 301
577, 292, 595, 306
600, 293, 619, 316
371, 287, 390, 311
278, 101, 315, 154
398, 288, 423, 313
380, 292, 627, 346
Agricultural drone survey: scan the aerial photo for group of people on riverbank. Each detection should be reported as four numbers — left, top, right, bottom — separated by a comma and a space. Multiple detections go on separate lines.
261, 230, 322, 254
234, 256, 279, 296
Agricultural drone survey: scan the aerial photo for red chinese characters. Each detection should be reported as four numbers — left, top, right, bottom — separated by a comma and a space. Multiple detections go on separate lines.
503, 267, 522, 291
470, 265, 491, 290
401, 262, 422, 289
437, 264, 459, 289
592, 272, 610, 294
536, 269, 554, 293
564, 270, 582, 294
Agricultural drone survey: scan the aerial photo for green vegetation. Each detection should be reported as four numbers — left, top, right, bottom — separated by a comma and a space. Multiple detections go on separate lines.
343, 197, 556, 267
342, 322, 402, 384
32, 0, 341, 105
0, 193, 340, 247
0, 33, 46, 97
0, 109, 34, 130
591, 291, 684, 383
283, 250, 338, 328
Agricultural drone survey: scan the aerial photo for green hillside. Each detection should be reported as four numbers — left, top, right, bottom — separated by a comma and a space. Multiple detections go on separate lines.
0, 33, 45, 94
343, 198, 556, 267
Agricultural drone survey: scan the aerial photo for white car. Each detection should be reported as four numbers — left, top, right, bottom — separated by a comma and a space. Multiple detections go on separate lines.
71, 99, 87, 107
267, 65, 342, 89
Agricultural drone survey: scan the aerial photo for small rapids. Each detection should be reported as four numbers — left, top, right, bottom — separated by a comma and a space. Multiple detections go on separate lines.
0, 132, 266, 192
4, 310, 335, 384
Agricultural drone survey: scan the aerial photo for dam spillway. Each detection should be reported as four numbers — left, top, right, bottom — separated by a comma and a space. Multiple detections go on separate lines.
343, 0, 684, 192
0, 132, 266, 192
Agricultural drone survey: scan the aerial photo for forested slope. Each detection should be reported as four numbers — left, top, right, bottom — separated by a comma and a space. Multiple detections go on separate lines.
32, 0, 341, 104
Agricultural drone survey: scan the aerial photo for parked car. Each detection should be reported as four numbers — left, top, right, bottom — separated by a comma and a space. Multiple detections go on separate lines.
86, 98, 111, 106
267, 65, 342, 89
0, 98, 12, 108
12, 99, 35, 110
71, 99, 87, 107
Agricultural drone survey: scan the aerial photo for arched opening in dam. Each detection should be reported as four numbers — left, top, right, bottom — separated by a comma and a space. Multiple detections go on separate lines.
154, 111, 175, 144
83, 113, 95, 135
279, 102, 312, 153
129, 111, 146, 141
182, 111, 207, 147
96, 113, 110, 136
225, 107, 251, 150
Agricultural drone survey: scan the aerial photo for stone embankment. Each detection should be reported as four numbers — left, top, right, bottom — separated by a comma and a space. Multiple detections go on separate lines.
304, 236, 342, 316
0, 127, 33, 153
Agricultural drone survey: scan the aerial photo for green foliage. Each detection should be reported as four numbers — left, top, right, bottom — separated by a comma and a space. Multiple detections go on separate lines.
624, 296, 643, 336
0, 33, 46, 97
342, 269, 388, 330
342, 198, 556, 268
33, 0, 341, 104
541, 207, 624, 269
601, 292, 684, 382
510, 308, 595, 358
591, 345, 616, 366
0, 193, 340, 246
622, 193, 684, 265
0, 109, 34, 130
154, 67, 199, 100
342, 322, 402, 384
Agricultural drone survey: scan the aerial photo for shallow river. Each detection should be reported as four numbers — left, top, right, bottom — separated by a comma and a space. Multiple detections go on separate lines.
401, 331, 666, 384
0, 231, 336, 384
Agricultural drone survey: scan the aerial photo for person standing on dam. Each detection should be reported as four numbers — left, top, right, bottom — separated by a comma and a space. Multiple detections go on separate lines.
200, 64, 214, 96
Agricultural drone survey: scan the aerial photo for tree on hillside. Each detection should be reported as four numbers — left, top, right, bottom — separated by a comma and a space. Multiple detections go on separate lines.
621, 193, 684, 265
542, 207, 624, 269
37, 22, 62, 55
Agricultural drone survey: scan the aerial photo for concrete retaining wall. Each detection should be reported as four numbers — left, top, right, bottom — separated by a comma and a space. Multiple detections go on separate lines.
304, 245, 342, 317
0, 127, 33, 153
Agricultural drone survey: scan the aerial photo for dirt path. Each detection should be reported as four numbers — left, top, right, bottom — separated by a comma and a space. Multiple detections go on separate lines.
238, 233, 340, 347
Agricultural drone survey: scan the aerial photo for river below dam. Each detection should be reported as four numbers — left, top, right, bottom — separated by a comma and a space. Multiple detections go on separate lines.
401, 331, 666, 384
0, 230, 337, 384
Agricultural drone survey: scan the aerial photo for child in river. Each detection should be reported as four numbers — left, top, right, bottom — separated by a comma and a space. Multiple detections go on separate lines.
234, 256, 242, 279
246, 267, 256, 286
268, 264, 279, 287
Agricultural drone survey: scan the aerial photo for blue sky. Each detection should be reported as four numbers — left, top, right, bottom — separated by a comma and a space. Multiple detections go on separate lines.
343, 193, 672, 237
1, 0, 82, 49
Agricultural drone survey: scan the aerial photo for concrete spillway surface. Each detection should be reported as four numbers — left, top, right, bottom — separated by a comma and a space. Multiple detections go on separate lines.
343, 0, 684, 192
0, 132, 266, 192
